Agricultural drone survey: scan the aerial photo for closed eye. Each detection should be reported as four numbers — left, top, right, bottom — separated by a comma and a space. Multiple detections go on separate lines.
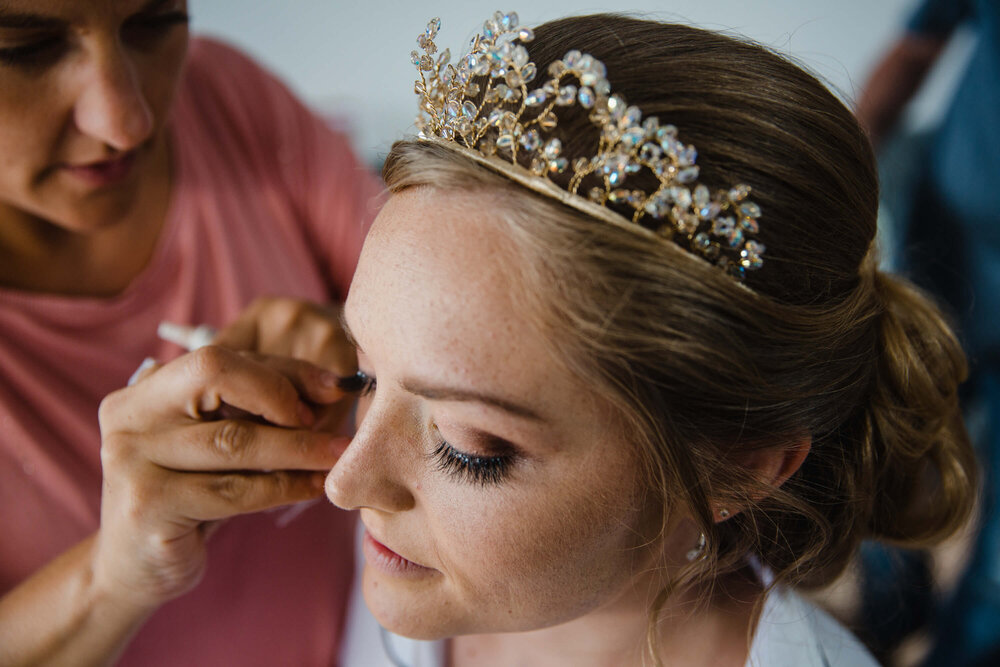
0, 35, 65, 68
122, 9, 189, 49
431, 440, 514, 486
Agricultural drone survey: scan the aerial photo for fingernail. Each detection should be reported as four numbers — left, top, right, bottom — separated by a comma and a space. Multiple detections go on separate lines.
320, 371, 341, 388
298, 402, 315, 427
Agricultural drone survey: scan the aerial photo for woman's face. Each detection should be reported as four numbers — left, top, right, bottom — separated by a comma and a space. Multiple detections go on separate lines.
326, 187, 678, 639
0, 0, 188, 232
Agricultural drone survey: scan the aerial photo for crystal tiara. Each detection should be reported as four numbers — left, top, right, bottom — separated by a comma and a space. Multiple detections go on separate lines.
409, 11, 766, 280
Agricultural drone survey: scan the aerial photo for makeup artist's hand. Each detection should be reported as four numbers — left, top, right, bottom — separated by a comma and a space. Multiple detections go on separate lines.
93, 346, 349, 610
213, 297, 357, 432
214, 297, 354, 370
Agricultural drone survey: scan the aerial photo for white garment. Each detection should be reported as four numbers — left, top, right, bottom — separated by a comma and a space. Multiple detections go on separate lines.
339, 577, 878, 667
745, 587, 878, 667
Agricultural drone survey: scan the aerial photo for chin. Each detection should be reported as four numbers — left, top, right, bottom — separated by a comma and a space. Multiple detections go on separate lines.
38, 142, 157, 233
365, 596, 452, 640
362, 571, 471, 640
362, 573, 574, 640
60, 186, 145, 234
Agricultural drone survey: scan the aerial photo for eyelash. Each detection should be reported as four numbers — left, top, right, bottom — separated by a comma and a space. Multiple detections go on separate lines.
355, 370, 377, 397
0, 37, 63, 67
350, 370, 515, 486
123, 10, 190, 44
0, 11, 189, 68
432, 440, 514, 486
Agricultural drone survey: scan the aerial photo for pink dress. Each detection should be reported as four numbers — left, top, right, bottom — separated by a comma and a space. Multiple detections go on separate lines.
0, 37, 380, 666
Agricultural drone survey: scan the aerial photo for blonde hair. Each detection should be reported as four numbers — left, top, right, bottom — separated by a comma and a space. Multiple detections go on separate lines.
383, 14, 977, 661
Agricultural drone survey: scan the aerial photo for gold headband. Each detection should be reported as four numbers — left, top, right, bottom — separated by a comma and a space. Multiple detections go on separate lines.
410, 11, 766, 280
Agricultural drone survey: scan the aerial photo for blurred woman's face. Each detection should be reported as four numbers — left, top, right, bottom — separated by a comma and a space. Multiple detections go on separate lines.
0, 0, 189, 232
326, 187, 689, 639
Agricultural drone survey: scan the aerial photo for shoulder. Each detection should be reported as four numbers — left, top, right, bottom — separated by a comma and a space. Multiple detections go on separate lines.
747, 588, 878, 667
172, 36, 311, 154
178, 36, 281, 109
185, 36, 262, 75
170, 36, 362, 198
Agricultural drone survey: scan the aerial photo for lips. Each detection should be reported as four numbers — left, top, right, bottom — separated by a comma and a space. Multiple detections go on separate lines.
362, 529, 435, 578
60, 151, 138, 187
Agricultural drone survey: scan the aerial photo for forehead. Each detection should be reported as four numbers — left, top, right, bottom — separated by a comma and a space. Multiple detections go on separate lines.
346, 186, 560, 401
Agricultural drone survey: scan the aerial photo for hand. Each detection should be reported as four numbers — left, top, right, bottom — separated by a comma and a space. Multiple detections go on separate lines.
93, 346, 349, 610
213, 296, 355, 371
213, 297, 357, 432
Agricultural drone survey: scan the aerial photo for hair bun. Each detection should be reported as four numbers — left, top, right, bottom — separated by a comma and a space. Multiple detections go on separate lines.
862, 270, 976, 544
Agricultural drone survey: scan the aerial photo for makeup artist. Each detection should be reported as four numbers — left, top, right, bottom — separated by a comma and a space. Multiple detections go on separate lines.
0, 1, 378, 665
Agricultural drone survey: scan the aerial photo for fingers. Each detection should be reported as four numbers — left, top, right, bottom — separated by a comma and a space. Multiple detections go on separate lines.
313, 400, 356, 435
213, 297, 357, 375
91, 319, 359, 608
170, 469, 329, 522
102, 346, 344, 434
211, 302, 262, 352
249, 352, 348, 406
135, 419, 351, 472
285, 311, 357, 375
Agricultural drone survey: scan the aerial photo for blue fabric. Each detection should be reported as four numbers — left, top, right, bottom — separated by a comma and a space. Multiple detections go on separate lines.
857, 543, 933, 662
883, 2, 1000, 665
909, 0, 1000, 359
925, 373, 1000, 666
906, 0, 972, 36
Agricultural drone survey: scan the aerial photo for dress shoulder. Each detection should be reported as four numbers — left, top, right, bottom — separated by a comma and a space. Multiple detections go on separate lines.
747, 587, 879, 667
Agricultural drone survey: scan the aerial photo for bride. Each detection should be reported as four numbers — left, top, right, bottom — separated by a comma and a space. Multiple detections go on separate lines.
329, 11, 976, 666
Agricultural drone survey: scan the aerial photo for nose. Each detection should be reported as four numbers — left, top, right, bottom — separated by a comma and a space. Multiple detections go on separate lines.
325, 406, 417, 514
73, 45, 154, 152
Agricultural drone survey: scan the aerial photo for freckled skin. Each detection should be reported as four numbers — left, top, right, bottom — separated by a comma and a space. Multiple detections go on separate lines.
326, 187, 693, 643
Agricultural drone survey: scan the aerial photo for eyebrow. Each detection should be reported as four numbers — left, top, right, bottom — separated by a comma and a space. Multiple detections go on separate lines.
0, 0, 174, 29
0, 9, 65, 29
401, 378, 546, 422
339, 309, 545, 422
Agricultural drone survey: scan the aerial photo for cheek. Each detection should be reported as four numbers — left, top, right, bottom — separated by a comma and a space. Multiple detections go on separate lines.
137, 33, 189, 122
0, 105, 65, 207
429, 463, 647, 627
0, 79, 59, 173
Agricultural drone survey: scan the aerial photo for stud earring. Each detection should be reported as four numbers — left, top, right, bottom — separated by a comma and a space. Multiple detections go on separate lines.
719, 508, 731, 519
685, 532, 707, 562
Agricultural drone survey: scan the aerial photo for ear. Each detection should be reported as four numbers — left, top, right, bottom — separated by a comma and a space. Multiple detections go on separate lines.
714, 435, 811, 521
746, 435, 811, 490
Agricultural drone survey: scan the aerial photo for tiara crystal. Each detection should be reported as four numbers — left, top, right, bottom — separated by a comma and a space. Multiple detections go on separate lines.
410, 11, 766, 279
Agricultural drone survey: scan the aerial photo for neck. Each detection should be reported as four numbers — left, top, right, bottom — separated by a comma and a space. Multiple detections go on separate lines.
0, 137, 172, 297
450, 571, 762, 667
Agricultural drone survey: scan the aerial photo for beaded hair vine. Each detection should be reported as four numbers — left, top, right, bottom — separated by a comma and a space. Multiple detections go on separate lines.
410, 11, 766, 280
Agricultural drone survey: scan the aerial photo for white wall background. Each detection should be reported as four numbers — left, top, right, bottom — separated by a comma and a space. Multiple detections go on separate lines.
190, 1, 971, 164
